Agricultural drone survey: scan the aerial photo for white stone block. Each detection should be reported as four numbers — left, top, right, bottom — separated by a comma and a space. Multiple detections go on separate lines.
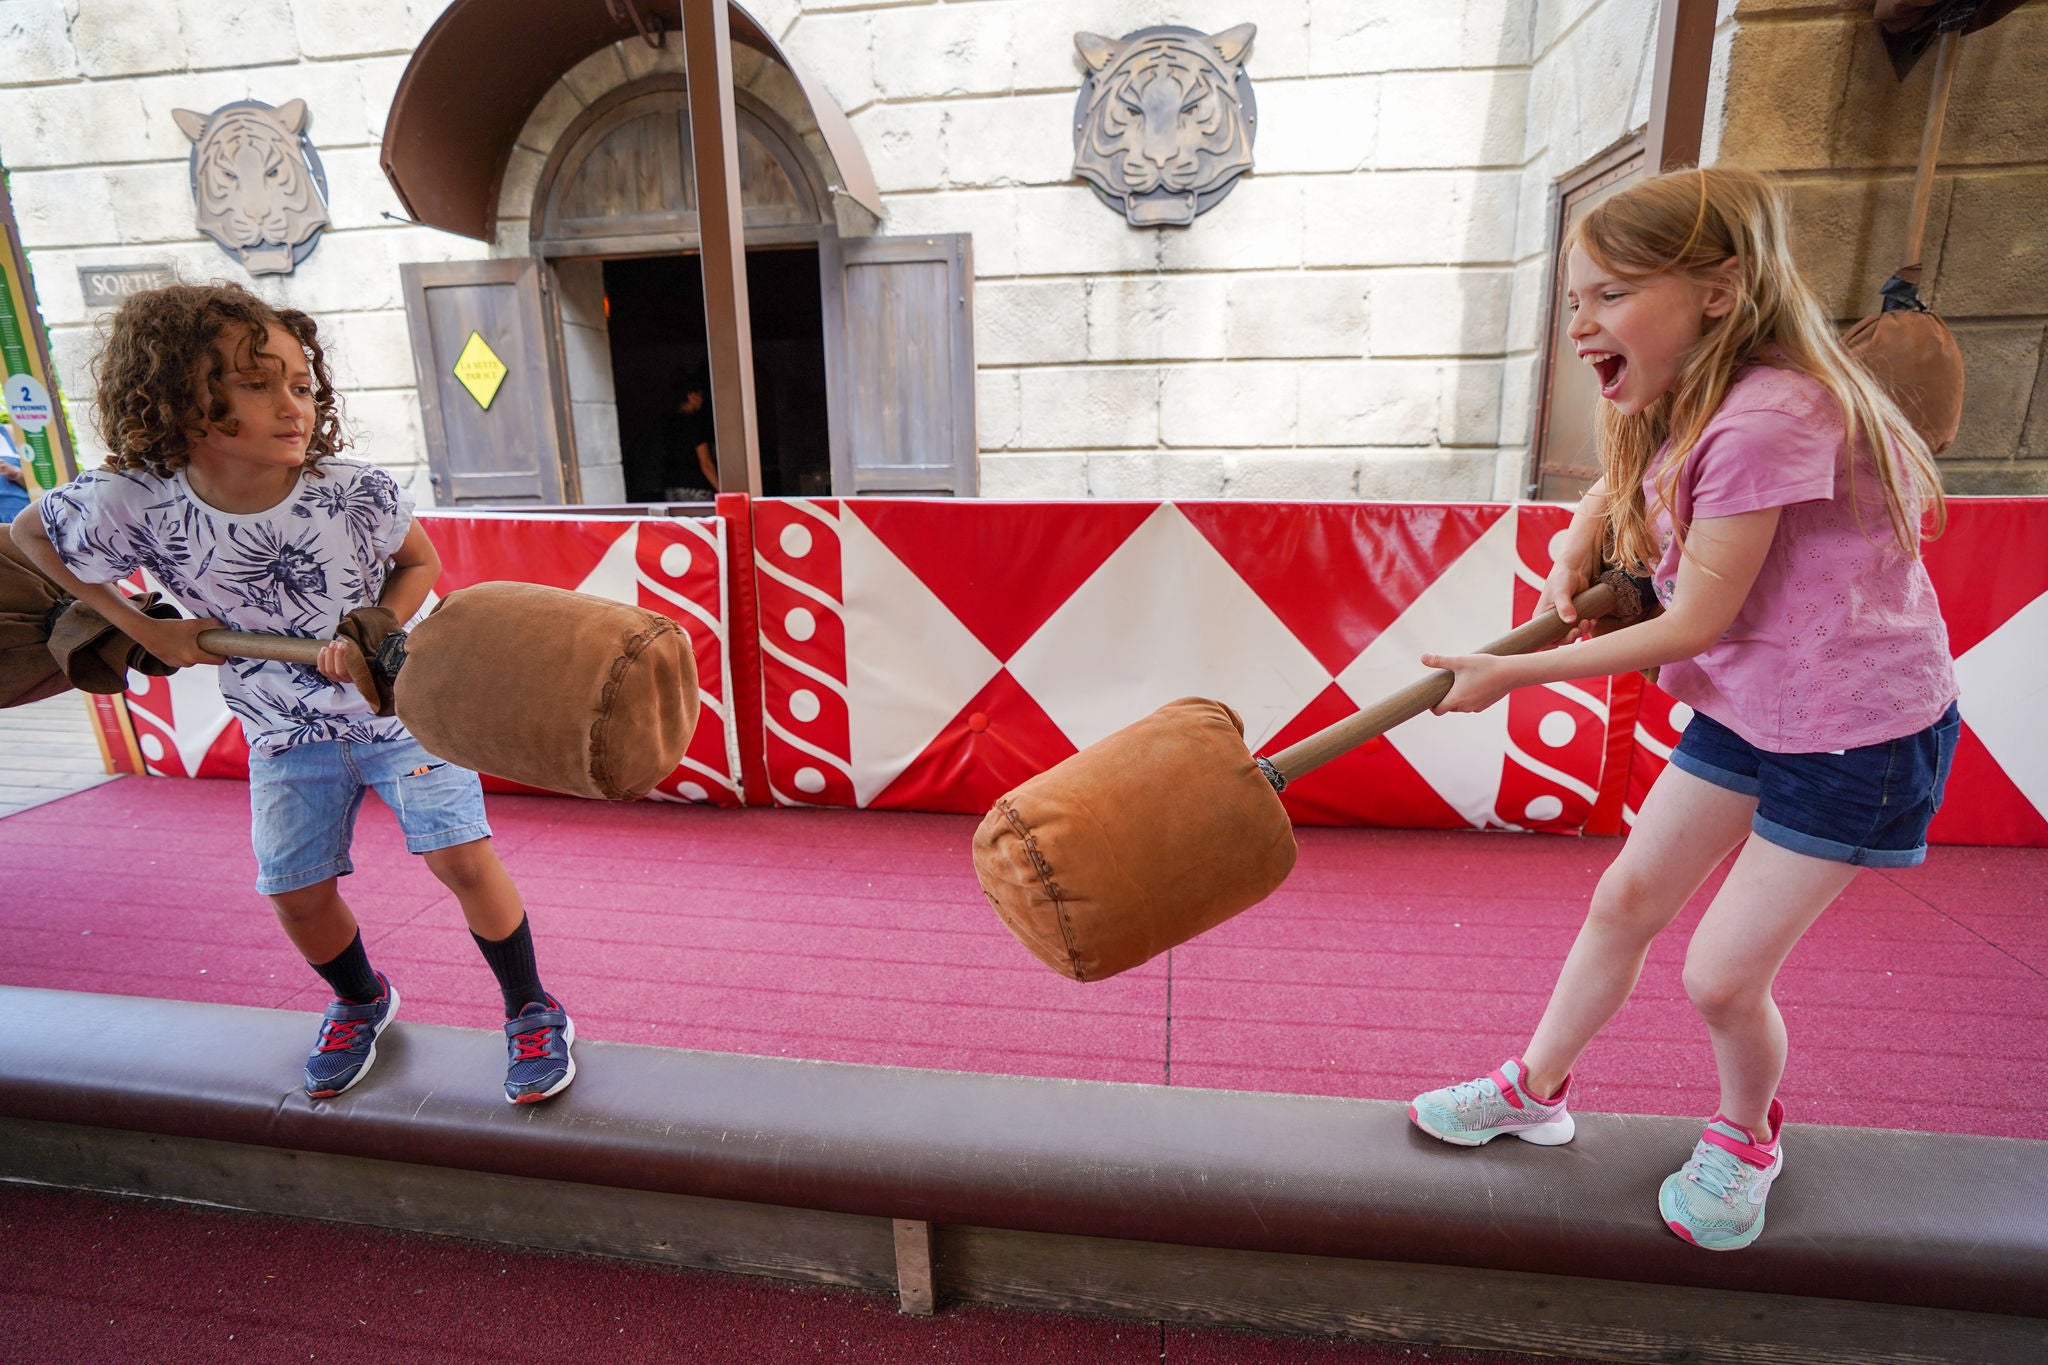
1533, 0, 1607, 60
356, 56, 414, 145
179, 0, 301, 72
1309, 0, 1530, 75
1085, 275, 1229, 363
552, 259, 605, 330
1159, 362, 1298, 448
1011, 184, 1165, 277
1504, 255, 1549, 354
1251, 76, 1376, 175
882, 188, 1020, 276
1152, 449, 1231, 499
292, 0, 424, 59
101, 164, 204, 248
1356, 447, 1495, 500
2, 3, 80, 83
68, 2, 186, 78
782, 11, 876, 114
1438, 360, 1505, 446
1227, 272, 1366, 359
44, 322, 102, 421
338, 385, 426, 466
321, 309, 418, 393
1226, 450, 1359, 500
976, 369, 1021, 451
848, 102, 947, 195
1377, 70, 1526, 169
944, 92, 1078, 189
868, 4, 1017, 100
1304, 170, 1517, 269
1296, 360, 1439, 446
1366, 268, 1512, 357
1498, 349, 1540, 447
976, 280, 1089, 367
1153, 175, 1304, 272
561, 321, 616, 404
978, 451, 1090, 498
318, 146, 412, 232
1018, 365, 1159, 450
514, 81, 587, 158
7, 169, 120, 250
1491, 447, 1530, 501
0, 81, 152, 169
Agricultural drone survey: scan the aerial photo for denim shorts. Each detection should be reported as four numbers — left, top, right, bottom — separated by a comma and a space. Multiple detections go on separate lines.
248, 735, 492, 895
1668, 702, 1960, 868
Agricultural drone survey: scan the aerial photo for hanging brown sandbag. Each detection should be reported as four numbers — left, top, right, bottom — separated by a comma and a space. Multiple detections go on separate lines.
1844, 272, 1966, 454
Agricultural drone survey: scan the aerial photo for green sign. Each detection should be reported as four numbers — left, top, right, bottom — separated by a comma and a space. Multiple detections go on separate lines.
0, 232, 61, 494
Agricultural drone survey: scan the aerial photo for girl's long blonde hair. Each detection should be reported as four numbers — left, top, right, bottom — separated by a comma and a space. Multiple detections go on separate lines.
1569, 167, 1943, 571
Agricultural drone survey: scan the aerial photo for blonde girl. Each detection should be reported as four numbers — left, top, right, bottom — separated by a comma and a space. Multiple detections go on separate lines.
1405, 168, 1957, 1252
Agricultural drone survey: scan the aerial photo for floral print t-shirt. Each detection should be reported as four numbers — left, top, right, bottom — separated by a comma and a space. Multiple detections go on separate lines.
41, 459, 416, 755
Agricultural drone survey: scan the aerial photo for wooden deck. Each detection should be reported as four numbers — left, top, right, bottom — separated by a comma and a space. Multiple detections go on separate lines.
0, 693, 116, 819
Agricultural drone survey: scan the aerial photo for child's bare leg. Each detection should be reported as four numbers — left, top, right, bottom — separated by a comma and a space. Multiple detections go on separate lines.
268, 878, 360, 966
1521, 767, 1756, 1097
1682, 837, 1858, 1137
422, 837, 525, 940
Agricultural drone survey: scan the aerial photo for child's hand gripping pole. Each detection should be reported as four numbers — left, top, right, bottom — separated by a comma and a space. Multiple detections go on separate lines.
1255, 569, 1652, 794
194, 614, 405, 716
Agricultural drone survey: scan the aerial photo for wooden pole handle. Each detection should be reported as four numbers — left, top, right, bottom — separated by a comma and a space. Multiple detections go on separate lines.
1901, 29, 1961, 272
194, 628, 330, 664
1261, 576, 1638, 788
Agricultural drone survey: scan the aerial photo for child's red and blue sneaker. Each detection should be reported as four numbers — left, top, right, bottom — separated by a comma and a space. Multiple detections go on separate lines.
1659, 1098, 1784, 1251
503, 996, 576, 1103
304, 972, 399, 1098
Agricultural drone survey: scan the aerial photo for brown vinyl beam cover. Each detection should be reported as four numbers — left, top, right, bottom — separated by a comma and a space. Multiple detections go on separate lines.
380, 0, 880, 243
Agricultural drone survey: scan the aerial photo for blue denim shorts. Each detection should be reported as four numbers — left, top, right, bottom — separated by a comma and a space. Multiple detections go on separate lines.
1667, 702, 1960, 868
248, 735, 492, 895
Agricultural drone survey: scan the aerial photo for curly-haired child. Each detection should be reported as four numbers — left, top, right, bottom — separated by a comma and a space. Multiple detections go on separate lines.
10, 282, 577, 1104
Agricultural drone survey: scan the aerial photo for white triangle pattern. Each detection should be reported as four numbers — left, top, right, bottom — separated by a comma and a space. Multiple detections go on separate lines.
1953, 588, 2048, 820
1006, 504, 1331, 755
837, 508, 1001, 806
1334, 510, 1519, 829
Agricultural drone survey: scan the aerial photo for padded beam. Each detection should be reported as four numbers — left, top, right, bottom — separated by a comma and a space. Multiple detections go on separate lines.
3, 988, 2045, 1331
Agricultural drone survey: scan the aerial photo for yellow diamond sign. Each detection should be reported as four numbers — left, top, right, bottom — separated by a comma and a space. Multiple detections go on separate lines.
452, 331, 508, 410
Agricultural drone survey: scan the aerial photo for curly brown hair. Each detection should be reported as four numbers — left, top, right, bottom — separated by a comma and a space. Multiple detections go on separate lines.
91, 281, 346, 477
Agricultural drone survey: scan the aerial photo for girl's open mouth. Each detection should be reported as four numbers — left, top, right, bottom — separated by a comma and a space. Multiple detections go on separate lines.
1591, 353, 1627, 400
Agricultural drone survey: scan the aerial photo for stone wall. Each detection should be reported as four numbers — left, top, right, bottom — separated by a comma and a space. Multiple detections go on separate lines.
1708, 0, 2048, 493
0, 0, 470, 500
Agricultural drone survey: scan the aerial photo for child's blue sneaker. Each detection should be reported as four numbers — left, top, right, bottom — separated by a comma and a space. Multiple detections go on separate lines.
1409, 1058, 1575, 1147
503, 996, 576, 1104
1660, 1099, 1784, 1251
304, 972, 399, 1098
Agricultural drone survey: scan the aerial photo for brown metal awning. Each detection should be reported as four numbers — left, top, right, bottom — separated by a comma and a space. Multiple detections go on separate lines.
380, 0, 880, 242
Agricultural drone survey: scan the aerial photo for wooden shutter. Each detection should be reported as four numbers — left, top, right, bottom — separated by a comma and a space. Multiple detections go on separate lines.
1529, 138, 1644, 502
822, 234, 978, 496
400, 258, 570, 506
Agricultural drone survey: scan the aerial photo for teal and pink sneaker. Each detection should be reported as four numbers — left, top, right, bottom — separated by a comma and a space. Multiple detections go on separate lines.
1408, 1059, 1575, 1147
1659, 1098, 1785, 1251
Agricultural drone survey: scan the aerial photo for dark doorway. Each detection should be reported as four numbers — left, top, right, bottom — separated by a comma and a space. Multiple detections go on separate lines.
603, 247, 831, 502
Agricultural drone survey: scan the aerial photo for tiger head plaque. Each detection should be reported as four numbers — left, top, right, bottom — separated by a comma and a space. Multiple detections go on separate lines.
1072, 24, 1257, 228
171, 99, 332, 276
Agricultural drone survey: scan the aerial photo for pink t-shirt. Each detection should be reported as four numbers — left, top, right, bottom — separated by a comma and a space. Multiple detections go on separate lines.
1646, 364, 1955, 753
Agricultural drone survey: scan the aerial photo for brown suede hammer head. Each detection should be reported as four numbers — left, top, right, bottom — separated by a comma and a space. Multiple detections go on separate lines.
974, 697, 1298, 982
394, 582, 698, 801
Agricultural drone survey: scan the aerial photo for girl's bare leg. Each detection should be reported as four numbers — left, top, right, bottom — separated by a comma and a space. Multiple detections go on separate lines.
1681, 837, 1859, 1137
1520, 766, 1756, 1098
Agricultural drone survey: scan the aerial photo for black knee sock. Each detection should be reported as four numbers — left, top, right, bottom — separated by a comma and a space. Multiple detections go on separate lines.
472, 916, 547, 1017
310, 931, 382, 1004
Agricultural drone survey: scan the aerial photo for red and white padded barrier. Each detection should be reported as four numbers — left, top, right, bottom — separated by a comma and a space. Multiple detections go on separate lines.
91, 496, 2047, 846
